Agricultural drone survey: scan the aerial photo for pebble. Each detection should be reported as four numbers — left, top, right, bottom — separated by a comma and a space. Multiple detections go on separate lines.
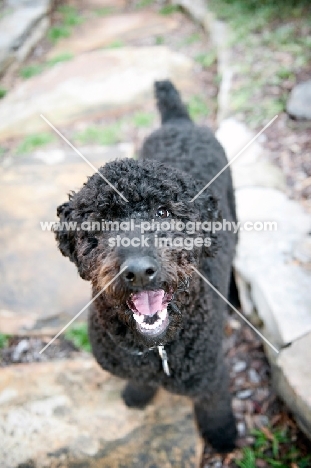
237, 421, 246, 436
236, 389, 253, 400
12, 339, 29, 361
248, 368, 260, 384
233, 360, 247, 373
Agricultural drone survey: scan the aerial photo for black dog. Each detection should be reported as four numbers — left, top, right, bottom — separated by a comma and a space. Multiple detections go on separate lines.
55, 80, 237, 452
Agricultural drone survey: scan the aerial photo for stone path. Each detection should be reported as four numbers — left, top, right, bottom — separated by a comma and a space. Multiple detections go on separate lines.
0, 0, 52, 76
0, 358, 202, 468
0, 1, 210, 466
0, 0, 311, 466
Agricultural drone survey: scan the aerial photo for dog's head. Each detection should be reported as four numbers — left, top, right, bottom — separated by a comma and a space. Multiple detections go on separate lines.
55, 158, 221, 346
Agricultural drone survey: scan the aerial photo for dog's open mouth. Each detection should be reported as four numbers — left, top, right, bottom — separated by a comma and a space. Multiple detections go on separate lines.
127, 290, 173, 337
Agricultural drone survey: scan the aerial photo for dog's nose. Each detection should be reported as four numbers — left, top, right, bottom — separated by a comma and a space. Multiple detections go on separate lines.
120, 257, 158, 287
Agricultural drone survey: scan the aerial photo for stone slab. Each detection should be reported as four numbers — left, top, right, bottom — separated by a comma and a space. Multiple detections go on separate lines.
286, 80, 311, 120
0, 144, 134, 335
48, 11, 180, 57
0, 47, 194, 141
272, 332, 311, 439
0, 358, 202, 467
0, 0, 52, 75
216, 118, 286, 191
234, 187, 311, 346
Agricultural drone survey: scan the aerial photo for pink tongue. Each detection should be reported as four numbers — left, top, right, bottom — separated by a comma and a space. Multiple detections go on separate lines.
131, 290, 165, 316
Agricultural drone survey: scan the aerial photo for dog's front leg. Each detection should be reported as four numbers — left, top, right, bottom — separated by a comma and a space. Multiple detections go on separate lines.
122, 381, 158, 409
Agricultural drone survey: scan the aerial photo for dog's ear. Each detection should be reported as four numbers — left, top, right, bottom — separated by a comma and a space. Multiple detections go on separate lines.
54, 201, 78, 265
197, 189, 222, 258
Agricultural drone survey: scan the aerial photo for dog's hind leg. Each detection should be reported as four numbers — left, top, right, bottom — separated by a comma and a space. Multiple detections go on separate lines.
193, 372, 237, 453
122, 381, 158, 409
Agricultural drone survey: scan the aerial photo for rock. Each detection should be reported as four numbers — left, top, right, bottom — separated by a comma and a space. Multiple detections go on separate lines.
236, 389, 253, 400
0, 0, 52, 76
216, 118, 286, 191
233, 361, 247, 373
0, 47, 193, 141
286, 80, 311, 120
293, 235, 311, 268
0, 144, 134, 335
48, 11, 180, 57
248, 369, 260, 384
272, 332, 311, 440
0, 358, 203, 467
235, 187, 311, 347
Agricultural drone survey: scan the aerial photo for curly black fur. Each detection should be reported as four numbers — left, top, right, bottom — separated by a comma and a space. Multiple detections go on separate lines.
55, 80, 238, 453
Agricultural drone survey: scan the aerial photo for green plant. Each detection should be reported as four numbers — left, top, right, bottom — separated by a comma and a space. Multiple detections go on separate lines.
0, 334, 10, 349
20, 64, 44, 79
48, 25, 71, 43
16, 133, 55, 154
0, 88, 7, 99
184, 33, 201, 45
46, 52, 74, 66
136, 0, 153, 7
236, 427, 311, 468
58, 5, 84, 27
75, 124, 122, 146
188, 95, 209, 119
133, 112, 154, 128
65, 323, 91, 352
48, 5, 83, 43
155, 36, 165, 45
195, 51, 217, 68
95, 6, 115, 16
236, 447, 256, 468
159, 5, 181, 15
105, 40, 125, 49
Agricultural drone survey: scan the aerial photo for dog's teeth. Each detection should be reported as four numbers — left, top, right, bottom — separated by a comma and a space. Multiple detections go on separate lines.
133, 313, 144, 324
159, 308, 167, 320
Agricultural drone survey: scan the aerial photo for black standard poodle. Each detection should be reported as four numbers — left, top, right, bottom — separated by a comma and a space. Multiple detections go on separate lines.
55, 80, 238, 453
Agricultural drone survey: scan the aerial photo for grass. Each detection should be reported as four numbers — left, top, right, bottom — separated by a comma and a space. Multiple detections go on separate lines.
94, 6, 115, 16
195, 51, 217, 68
20, 64, 44, 79
207, 0, 311, 128
16, 133, 55, 154
0, 334, 10, 349
19, 53, 74, 80
132, 112, 154, 128
0, 88, 7, 99
184, 32, 201, 45
188, 95, 209, 119
46, 52, 74, 66
159, 5, 181, 15
48, 5, 84, 43
236, 427, 311, 468
64, 323, 91, 352
48, 25, 71, 43
155, 36, 165, 45
105, 40, 125, 49
136, 0, 154, 8
75, 124, 122, 146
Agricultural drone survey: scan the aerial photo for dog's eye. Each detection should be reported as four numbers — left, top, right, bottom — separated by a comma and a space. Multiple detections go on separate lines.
156, 207, 170, 218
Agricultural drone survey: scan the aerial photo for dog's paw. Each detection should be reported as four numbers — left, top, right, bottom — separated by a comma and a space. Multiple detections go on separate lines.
122, 382, 157, 409
203, 420, 237, 454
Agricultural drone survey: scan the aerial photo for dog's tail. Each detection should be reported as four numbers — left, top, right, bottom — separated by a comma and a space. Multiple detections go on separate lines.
155, 80, 192, 124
